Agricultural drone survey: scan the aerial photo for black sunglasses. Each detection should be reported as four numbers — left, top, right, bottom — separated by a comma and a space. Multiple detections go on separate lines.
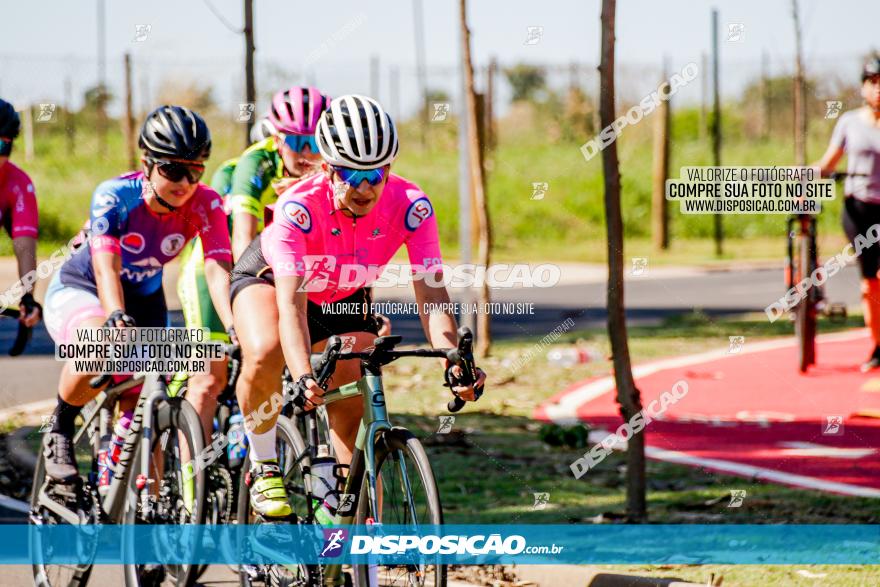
145, 157, 205, 184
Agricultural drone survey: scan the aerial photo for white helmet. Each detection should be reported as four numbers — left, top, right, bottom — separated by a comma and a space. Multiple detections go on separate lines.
315, 95, 398, 169
250, 116, 276, 143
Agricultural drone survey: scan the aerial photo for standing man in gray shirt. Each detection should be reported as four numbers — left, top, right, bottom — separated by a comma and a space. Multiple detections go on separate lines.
816, 57, 880, 371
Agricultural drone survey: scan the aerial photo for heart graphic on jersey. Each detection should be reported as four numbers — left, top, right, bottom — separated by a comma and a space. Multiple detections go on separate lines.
120, 232, 146, 254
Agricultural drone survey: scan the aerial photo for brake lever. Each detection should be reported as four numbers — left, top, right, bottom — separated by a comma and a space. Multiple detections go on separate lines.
446, 327, 484, 413
292, 335, 343, 409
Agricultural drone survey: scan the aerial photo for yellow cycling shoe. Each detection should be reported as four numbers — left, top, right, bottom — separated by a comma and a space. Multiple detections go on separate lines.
246, 459, 292, 518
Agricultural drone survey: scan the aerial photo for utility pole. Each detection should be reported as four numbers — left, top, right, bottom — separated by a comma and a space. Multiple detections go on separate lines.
124, 54, 136, 170
96, 0, 107, 155
413, 0, 429, 148
711, 9, 723, 257
652, 57, 670, 251
370, 55, 380, 101
243, 0, 256, 148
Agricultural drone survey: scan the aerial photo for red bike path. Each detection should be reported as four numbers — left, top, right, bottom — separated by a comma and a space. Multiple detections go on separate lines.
535, 329, 880, 497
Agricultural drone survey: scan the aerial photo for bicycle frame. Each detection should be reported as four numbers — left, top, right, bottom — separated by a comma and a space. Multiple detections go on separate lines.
34, 373, 167, 524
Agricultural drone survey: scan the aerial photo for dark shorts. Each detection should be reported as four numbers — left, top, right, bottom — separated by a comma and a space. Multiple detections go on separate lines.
230, 235, 379, 343
842, 197, 880, 279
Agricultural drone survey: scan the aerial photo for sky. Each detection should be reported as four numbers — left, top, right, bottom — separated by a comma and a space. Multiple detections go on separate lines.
1, 0, 878, 116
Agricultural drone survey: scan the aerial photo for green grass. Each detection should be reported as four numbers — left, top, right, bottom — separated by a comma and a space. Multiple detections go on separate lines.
1, 111, 850, 266
379, 310, 876, 526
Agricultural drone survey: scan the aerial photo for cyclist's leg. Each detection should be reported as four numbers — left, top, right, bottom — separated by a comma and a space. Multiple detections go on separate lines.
233, 280, 290, 517
843, 198, 880, 361
43, 275, 108, 479
177, 237, 229, 439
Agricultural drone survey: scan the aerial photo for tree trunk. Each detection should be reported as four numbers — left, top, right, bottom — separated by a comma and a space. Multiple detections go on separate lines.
599, 0, 647, 521
791, 0, 807, 165
459, 0, 493, 357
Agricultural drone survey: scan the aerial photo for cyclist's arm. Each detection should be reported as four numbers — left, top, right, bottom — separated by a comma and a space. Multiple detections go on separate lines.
200, 190, 235, 330
228, 150, 270, 261
204, 259, 233, 330
275, 275, 323, 405
814, 143, 844, 178
92, 250, 125, 316
12, 236, 36, 291
232, 212, 258, 261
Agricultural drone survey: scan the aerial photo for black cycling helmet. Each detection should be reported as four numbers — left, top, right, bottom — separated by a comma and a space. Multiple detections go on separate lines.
138, 105, 211, 161
862, 56, 880, 82
0, 99, 21, 139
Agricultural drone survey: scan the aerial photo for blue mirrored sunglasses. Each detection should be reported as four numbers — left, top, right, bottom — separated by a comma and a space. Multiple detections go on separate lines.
281, 133, 318, 153
332, 165, 386, 186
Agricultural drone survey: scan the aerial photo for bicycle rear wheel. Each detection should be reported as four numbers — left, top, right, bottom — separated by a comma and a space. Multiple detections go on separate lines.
354, 428, 445, 587
123, 397, 206, 587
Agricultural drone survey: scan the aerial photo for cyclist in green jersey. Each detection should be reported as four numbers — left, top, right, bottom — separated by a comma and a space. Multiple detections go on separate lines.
176, 87, 331, 440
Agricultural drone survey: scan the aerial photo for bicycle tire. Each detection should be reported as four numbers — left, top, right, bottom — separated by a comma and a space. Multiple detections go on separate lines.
353, 427, 445, 587
123, 397, 207, 587
237, 415, 312, 587
29, 452, 95, 587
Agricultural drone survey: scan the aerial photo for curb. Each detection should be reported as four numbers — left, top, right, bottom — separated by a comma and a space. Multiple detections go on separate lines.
507, 565, 709, 586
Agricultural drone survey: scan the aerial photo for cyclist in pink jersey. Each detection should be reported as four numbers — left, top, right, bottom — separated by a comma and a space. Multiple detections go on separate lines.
230, 95, 486, 518
0, 98, 41, 327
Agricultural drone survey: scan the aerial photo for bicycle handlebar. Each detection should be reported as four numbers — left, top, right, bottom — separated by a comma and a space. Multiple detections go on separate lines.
1, 307, 32, 357
295, 326, 484, 413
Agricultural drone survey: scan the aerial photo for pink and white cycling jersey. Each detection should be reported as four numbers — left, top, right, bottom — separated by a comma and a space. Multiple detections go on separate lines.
261, 173, 443, 305
0, 161, 38, 239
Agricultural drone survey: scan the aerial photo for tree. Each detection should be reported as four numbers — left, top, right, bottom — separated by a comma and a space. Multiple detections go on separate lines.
459, 0, 493, 357
504, 63, 546, 102
599, 0, 647, 521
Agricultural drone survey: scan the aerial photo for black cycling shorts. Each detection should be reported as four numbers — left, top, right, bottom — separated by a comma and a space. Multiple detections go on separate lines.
842, 197, 880, 279
230, 234, 379, 343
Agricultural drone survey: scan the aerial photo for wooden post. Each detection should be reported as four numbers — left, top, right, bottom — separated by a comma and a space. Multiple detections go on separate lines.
64, 77, 75, 155
124, 54, 136, 170
599, 0, 646, 522
700, 52, 708, 141
389, 66, 400, 119
711, 9, 723, 257
370, 55, 380, 101
486, 57, 497, 151
459, 0, 492, 358
761, 50, 770, 140
791, 0, 807, 165
652, 59, 670, 250
471, 93, 486, 250
243, 0, 256, 148
22, 105, 34, 162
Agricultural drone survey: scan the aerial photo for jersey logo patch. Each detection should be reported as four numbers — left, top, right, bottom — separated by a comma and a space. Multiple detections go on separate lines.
161, 233, 186, 256
405, 197, 433, 231
120, 232, 146, 254
282, 201, 312, 233
93, 193, 118, 217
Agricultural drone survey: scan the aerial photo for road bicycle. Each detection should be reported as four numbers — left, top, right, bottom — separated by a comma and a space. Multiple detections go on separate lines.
2, 306, 33, 355
29, 369, 207, 587
236, 327, 483, 587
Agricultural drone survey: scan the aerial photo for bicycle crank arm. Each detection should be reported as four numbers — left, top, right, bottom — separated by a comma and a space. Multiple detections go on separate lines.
35, 487, 84, 525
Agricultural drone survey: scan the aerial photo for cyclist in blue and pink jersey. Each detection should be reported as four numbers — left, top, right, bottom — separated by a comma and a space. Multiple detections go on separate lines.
0, 98, 42, 327
41, 106, 234, 481
230, 95, 486, 518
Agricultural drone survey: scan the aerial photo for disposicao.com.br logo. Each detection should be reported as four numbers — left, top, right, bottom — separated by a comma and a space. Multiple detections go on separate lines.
349, 533, 563, 556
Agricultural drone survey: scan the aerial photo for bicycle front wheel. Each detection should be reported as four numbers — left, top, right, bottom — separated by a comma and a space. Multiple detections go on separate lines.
123, 396, 207, 587
354, 428, 445, 587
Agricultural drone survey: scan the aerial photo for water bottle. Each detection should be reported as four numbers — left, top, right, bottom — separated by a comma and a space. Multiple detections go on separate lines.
310, 445, 339, 522
226, 412, 248, 469
97, 420, 128, 495
547, 347, 601, 367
